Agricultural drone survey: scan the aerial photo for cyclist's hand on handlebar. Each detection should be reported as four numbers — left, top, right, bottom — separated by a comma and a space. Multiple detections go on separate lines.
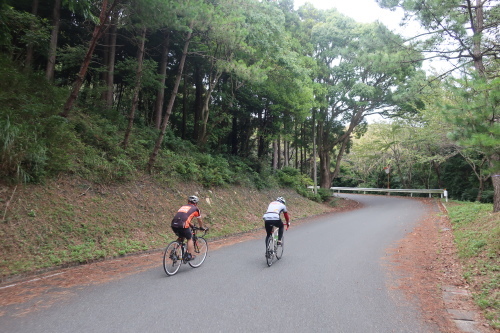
286, 223, 290, 230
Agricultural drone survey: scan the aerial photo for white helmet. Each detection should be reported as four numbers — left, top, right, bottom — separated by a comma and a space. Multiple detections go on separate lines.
276, 197, 286, 205
188, 195, 199, 204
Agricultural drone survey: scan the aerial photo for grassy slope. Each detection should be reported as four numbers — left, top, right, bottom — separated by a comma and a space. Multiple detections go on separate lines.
446, 201, 500, 329
0, 176, 332, 279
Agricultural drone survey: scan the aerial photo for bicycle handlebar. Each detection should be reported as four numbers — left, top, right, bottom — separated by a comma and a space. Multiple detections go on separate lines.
192, 226, 209, 236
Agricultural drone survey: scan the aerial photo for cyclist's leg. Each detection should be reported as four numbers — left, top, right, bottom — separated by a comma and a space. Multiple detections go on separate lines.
277, 220, 284, 242
174, 227, 195, 259
264, 220, 274, 246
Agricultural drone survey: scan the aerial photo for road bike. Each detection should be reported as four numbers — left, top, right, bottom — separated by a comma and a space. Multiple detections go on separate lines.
163, 226, 208, 276
265, 227, 284, 266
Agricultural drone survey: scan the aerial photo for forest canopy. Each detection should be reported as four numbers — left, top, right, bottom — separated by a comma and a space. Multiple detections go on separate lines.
0, 0, 498, 211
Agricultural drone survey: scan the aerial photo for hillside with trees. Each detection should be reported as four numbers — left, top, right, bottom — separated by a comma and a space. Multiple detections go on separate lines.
1, 0, 498, 208
1, 0, 498, 326
1, 0, 498, 210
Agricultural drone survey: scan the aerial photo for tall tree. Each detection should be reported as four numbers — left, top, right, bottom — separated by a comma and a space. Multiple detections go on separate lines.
153, 29, 170, 130
309, 9, 421, 188
122, 26, 146, 149
377, 0, 499, 77
377, 0, 500, 211
25, 0, 39, 71
103, 10, 119, 108
147, 20, 194, 172
45, 0, 61, 81
60, 0, 119, 117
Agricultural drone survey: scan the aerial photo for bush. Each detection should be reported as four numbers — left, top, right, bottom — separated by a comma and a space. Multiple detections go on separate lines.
0, 56, 77, 183
317, 188, 332, 202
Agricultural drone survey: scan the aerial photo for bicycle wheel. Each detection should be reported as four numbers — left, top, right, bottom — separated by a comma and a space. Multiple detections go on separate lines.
163, 241, 182, 276
266, 236, 274, 266
276, 235, 284, 260
189, 237, 208, 268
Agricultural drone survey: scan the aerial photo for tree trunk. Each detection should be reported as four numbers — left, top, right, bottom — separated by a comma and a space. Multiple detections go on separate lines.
105, 13, 118, 108
272, 140, 278, 171
257, 108, 265, 159
277, 135, 281, 169
181, 74, 188, 139
60, 0, 118, 117
25, 0, 39, 71
147, 21, 194, 173
284, 139, 289, 167
301, 123, 306, 174
229, 82, 238, 155
312, 111, 317, 194
294, 122, 298, 169
491, 154, 500, 212
469, 0, 486, 77
122, 26, 146, 149
101, 24, 110, 100
198, 70, 222, 146
318, 148, 331, 189
330, 137, 349, 181
46, 0, 61, 81
193, 67, 203, 142
154, 30, 170, 130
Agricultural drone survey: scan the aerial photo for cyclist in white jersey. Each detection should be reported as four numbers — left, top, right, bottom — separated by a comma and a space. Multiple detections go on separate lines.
262, 197, 290, 247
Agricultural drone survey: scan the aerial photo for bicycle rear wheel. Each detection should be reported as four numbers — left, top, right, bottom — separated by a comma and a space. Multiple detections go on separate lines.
266, 237, 274, 266
189, 237, 208, 268
163, 241, 182, 276
276, 235, 284, 260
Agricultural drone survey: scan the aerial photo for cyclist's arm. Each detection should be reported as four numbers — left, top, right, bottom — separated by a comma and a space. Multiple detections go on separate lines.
197, 216, 205, 229
283, 211, 290, 224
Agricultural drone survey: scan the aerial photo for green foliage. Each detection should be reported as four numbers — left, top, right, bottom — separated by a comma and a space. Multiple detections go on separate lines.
0, 55, 77, 183
444, 76, 500, 175
317, 188, 332, 202
276, 167, 327, 201
0, 6, 50, 57
276, 167, 314, 189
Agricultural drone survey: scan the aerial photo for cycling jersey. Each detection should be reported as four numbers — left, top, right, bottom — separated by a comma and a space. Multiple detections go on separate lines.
263, 201, 289, 221
171, 204, 201, 228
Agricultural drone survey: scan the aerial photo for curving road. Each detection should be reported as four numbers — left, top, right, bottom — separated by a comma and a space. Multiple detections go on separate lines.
1, 194, 440, 333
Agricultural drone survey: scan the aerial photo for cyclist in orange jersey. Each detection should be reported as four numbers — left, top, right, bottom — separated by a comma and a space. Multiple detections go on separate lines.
171, 195, 206, 261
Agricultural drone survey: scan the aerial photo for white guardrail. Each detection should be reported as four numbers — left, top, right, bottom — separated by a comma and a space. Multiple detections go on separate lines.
308, 186, 448, 202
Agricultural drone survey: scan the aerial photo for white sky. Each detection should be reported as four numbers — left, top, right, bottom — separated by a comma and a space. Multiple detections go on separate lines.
293, 0, 415, 36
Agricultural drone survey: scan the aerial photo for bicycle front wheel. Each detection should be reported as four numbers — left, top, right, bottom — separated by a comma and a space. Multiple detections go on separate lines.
189, 237, 208, 268
266, 237, 274, 266
163, 241, 182, 276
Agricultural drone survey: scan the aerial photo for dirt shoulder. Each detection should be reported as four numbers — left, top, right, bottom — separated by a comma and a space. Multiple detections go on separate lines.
385, 198, 496, 333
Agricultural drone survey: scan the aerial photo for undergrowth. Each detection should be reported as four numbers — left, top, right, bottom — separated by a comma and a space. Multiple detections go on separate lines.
447, 201, 500, 329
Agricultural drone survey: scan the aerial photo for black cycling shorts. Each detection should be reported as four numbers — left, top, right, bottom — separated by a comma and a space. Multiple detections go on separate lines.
172, 226, 192, 240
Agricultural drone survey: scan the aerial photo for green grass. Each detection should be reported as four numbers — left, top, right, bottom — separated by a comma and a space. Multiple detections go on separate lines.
447, 200, 499, 329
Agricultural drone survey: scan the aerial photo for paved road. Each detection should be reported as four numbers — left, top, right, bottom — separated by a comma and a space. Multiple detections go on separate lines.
1, 194, 440, 333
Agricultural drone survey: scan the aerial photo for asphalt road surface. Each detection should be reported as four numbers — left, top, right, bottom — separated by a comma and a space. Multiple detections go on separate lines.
1, 194, 440, 333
